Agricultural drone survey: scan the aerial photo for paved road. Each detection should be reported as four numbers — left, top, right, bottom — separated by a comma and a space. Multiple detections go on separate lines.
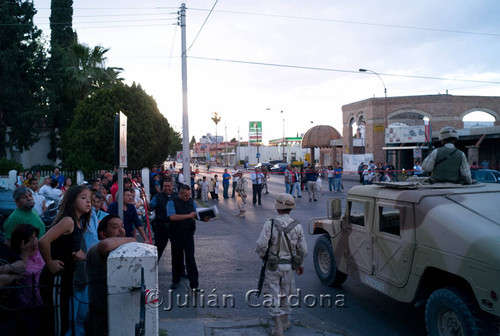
156, 170, 427, 335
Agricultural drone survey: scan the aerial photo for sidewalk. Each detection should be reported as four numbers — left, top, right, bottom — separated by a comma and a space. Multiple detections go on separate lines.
159, 317, 343, 336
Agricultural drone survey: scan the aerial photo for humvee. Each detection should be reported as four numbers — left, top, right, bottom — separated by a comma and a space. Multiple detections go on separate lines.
309, 182, 500, 335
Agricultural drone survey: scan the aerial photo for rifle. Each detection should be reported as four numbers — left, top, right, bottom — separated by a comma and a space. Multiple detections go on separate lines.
257, 219, 274, 297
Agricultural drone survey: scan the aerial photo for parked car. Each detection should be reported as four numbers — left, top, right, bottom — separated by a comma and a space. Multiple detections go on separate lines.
471, 169, 500, 183
254, 162, 272, 170
0, 187, 16, 228
270, 163, 288, 174
255, 160, 285, 170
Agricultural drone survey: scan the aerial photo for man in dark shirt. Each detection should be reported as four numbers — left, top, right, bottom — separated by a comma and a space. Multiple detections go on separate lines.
107, 189, 149, 242
149, 179, 176, 259
167, 185, 210, 291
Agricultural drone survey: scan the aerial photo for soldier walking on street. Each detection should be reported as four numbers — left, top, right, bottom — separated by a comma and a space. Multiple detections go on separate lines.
235, 170, 248, 218
256, 193, 308, 336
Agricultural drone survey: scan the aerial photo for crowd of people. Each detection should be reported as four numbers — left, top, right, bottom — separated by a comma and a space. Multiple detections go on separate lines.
0, 164, 220, 335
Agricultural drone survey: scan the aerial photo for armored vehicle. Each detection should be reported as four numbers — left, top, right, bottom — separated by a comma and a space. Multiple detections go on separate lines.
309, 182, 500, 335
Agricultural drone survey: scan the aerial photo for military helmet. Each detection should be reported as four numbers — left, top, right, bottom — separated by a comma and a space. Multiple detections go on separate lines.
275, 193, 295, 210
439, 126, 459, 140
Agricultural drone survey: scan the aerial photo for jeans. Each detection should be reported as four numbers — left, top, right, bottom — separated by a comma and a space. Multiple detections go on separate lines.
334, 178, 342, 192
223, 183, 229, 199
291, 182, 301, 197
328, 177, 334, 191
285, 182, 291, 194
232, 181, 237, 197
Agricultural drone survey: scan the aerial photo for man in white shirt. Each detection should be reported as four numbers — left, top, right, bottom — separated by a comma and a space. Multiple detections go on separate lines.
177, 168, 187, 187
39, 176, 52, 198
250, 167, 265, 205
44, 179, 63, 202
27, 177, 46, 216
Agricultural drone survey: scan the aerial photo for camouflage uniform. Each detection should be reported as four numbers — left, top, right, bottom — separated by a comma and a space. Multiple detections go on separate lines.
256, 214, 308, 317
235, 175, 248, 213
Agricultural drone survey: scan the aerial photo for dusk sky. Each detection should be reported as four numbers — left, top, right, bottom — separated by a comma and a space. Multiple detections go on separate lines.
33, 0, 500, 143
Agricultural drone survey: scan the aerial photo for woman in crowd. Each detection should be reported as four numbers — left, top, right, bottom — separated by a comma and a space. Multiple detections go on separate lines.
39, 185, 91, 335
100, 184, 112, 210
60, 177, 72, 194
22, 171, 33, 187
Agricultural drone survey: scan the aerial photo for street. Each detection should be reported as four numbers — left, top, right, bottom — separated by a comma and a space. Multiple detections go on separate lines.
156, 170, 427, 336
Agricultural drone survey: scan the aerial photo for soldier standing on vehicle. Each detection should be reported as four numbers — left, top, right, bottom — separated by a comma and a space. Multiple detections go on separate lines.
255, 193, 308, 336
422, 126, 472, 184
235, 170, 247, 218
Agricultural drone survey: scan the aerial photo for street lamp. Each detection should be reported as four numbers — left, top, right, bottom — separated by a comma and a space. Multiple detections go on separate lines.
211, 112, 221, 164
359, 68, 388, 128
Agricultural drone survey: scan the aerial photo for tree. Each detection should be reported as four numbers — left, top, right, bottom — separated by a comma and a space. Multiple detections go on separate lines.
230, 137, 237, 143
66, 43, 123, 100
0, 0, 48, 157
46, 0, 78, 160
61, 83, 180, 172
190, 136, 196, 149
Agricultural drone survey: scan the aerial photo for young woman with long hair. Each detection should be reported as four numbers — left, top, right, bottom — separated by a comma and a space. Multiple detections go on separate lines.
39, 185, 92, 335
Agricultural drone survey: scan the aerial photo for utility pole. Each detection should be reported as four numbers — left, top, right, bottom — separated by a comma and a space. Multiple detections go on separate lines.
179, 3, 190, 180
225, 124, 228, 166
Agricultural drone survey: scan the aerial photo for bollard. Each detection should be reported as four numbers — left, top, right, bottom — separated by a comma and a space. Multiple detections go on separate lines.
107, 242, 158, 336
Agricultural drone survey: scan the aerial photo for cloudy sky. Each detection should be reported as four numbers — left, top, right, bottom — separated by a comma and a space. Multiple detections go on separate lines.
33, 0, 500, 144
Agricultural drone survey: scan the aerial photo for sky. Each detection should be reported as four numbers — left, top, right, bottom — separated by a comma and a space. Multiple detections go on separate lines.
32, 0, 500, 144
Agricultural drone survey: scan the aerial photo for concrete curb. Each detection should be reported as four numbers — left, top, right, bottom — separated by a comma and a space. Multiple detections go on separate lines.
159, 317, 344, 336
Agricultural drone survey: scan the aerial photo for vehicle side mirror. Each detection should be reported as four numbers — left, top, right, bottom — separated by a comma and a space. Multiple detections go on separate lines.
328, 198, 342, 220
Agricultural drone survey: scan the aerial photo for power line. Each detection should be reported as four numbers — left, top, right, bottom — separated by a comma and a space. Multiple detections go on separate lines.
188, 8, 500, 38
186, 0, 218, 53
188, 56, 500, 85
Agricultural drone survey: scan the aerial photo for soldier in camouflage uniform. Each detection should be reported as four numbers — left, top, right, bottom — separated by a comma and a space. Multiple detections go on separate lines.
256, 193, 308, 336
422, 126, 472, 184
235, 170, 248, 218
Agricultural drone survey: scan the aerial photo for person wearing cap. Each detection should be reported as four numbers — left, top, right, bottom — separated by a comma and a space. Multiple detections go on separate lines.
2, 187, 46, 244
255, 193, 308, 336
235, 170, 248, 218
422, 126, 472, 184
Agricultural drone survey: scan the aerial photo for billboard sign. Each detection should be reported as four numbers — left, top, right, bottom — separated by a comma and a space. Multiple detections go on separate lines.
249, 121, 262, 144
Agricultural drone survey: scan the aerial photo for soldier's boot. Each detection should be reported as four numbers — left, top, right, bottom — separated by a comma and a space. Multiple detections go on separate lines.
235, 211, 243, 217
281, 314, 291, 330
271, 316, 284, 336
239, 211, 246, 218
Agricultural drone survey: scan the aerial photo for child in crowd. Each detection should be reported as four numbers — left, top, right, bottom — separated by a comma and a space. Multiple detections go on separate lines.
212, 175, 220, 201
39, 185, 91, 335
200, 176, 209, 202
316, 175, 324, 195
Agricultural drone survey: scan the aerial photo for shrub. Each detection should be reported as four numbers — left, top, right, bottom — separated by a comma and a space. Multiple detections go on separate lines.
0, 158, 23, 175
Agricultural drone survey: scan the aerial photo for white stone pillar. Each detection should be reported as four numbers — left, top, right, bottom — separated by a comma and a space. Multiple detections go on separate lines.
141, 168, 150, 197
107, 242, 158, 336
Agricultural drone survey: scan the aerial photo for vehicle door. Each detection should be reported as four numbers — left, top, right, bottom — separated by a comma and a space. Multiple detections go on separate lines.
344, 197, 374, 274
373, 200, 415, 287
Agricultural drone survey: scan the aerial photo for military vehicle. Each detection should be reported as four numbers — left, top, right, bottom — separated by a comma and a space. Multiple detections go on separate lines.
309, 182, 500, 335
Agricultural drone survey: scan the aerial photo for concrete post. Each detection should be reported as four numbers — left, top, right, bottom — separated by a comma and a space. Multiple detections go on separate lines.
141, 168, 150, 197
107, 242, 158, 336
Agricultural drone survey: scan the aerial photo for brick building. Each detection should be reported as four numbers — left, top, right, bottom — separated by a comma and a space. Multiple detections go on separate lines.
342, 94, 500, 170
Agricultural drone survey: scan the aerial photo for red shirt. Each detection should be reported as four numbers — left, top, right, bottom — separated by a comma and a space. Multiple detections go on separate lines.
110, 182, 119, 202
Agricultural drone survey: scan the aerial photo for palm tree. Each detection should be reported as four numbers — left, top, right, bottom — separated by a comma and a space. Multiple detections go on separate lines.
66, 43, 123, 100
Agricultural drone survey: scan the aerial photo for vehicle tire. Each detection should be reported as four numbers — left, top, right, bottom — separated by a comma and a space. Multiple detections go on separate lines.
313, 235, 347, 287
425, 287, 499, 336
